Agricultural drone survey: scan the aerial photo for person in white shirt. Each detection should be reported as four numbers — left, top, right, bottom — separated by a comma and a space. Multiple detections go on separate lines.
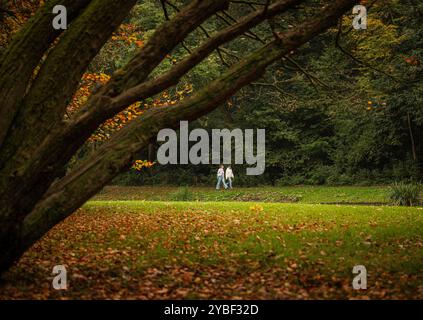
225, 166, 234, 189
216, 165, 228, 190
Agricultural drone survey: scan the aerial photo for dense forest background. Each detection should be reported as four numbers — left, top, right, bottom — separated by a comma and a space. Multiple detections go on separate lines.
2, 0, 422, 186
112, 0, 423, 186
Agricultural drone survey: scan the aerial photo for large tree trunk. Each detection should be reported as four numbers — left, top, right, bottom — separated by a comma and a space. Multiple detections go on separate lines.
0, 0, 92, 146
0, 0, 358, 276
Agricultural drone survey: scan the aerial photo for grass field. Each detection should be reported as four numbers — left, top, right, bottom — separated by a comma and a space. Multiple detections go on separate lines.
1, 193, 422, 299
94, 185, 391, 204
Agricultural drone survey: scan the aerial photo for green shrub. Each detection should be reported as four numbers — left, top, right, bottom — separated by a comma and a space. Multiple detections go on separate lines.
389, 182, 422, 206
170, 186, 194, 201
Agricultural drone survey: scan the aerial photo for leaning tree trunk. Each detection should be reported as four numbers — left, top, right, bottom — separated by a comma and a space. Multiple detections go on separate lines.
0, 0, 358, 275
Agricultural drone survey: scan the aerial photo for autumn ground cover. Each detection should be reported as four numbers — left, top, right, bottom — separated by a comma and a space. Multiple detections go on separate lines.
0, 191, 422, 300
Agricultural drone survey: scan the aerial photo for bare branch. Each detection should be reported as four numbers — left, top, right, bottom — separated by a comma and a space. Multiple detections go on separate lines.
160, 0, 192, 55
285, 56, 331, 90
218, 11, 265, 44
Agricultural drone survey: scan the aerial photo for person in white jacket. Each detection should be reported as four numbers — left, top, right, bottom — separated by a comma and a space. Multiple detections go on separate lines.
225, 166, 234, 189
216, 165, 228, 190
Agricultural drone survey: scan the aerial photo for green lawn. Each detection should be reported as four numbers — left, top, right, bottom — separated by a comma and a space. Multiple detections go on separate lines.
1, 199, 422, 299
94, 185, 392, 204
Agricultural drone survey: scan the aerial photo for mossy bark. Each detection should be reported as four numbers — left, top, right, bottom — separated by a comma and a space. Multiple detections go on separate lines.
0, 0, 91, 146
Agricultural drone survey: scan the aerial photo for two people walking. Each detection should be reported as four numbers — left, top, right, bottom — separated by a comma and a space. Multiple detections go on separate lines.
216, 165, 234, 190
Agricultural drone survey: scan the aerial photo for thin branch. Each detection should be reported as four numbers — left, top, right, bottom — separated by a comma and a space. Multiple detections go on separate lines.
160, 0, 192, 55
219, 47, 241, 61
160, 0, 170, 20
285, 56, 330, 89
195, 21, 231, 67
215, 12, 261, 43
263, 0, 271, 15
221, 10, 266, 43
251, 81, 298, 99
164, 0, 228, 66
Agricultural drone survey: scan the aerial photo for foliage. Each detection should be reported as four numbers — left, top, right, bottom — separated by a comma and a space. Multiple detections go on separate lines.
132, 160, 155, 171
113, 0, 423, 187
389, 182, 422, 206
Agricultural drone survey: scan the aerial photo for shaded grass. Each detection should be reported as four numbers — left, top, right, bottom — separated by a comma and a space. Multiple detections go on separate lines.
94, 185, 392, 204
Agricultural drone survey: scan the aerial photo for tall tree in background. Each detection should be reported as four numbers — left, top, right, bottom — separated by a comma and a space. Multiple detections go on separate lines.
0, 0, 358, 274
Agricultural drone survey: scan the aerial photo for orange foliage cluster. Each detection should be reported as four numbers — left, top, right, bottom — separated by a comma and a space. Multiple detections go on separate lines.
132, 160, 155, 171
67, 73, 111, 115
111, 23, 144, 48
402, 55, 420, 66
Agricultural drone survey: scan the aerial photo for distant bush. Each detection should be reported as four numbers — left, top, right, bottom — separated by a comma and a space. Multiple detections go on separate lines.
170, 186, 194, 201
389, 182, 422, 206
110, 161, 422, 188
111, 171, 143, 186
